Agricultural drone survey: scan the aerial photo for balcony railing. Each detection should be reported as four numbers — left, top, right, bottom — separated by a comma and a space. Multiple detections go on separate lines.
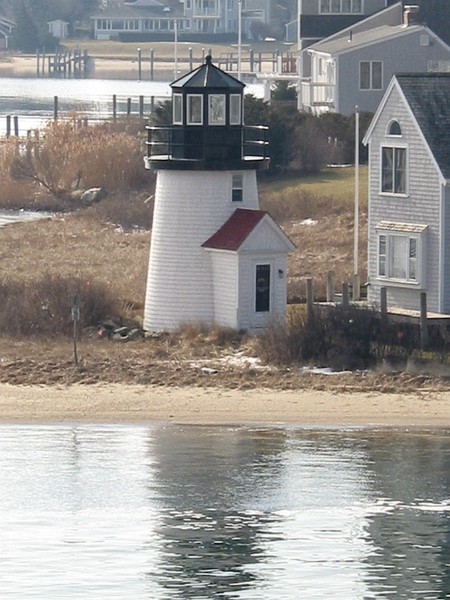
146, 125, 269, 164
300, 78, 335, 110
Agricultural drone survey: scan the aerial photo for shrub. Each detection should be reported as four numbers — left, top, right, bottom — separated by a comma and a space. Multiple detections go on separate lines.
0, 274, 122, 337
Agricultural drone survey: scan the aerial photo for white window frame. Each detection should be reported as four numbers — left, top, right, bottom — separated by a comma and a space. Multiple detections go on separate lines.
208, 94, 226, 125
187, 94, 203, 125
360, 60, 382, 90
320, 0, 363, 14
173, 93, 183, 124
376, 226, 426, 286
231, 173, 243, 202
380, 144, 408, 196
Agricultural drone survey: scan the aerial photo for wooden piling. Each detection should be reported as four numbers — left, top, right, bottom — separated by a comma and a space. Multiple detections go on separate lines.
326, 271, 335, 303
112, 94, 117, 121
127, 98, 132, 117
139, 95, 144, 119
13, 115, 19, 136
189, 47, 193, 71
137, 47, 142, 81
306, 278, 314, 322
342, 282, 349, 308
420, 292, 428, 348
150, 49, 154, 81
53, 96, 58, 121
6, 115, 11, 138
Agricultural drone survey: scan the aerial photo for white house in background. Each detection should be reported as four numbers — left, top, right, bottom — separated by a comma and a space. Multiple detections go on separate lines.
363, 73, 450, 314
143, 56, 294, 332
48, 19, 70, 40
300, 4, 450, 115
0, 16, 15, 50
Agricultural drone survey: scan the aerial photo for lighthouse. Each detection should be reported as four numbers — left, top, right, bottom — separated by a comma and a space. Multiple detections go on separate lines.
143, 56, 294, 332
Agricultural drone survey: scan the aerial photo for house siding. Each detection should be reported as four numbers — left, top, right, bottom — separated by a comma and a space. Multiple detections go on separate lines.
208, 251, 239, 328
337, 30, 450, 116
367, 85, 443, 312
442, 184, 450, 312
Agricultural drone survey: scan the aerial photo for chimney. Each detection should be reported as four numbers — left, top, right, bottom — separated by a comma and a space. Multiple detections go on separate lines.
403, 4, 420, 27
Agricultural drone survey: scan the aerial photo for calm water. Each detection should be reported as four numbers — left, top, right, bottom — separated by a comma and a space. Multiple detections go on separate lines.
0, 78, 265, 135
1, 424, 450, 599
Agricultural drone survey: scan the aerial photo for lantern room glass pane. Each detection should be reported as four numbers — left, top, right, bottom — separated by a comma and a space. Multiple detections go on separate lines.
230, 94, 241, 125
208, 94, 226, 125
187, 94, 203, 124
173, 94, 183, 124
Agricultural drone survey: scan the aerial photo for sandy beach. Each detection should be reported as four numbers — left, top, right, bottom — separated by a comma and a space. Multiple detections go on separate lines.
0, 383, 449, 428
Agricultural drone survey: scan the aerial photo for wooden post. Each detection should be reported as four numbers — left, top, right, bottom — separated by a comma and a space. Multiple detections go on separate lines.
249, 48, 254, 71
53, 96, 58, 121
6, 115, 11, 138
189, 47, 193, 71
420, 291, 428, 348
326, 271, 335, 303
127, 98, 132, 117
137, 47, 142, 81
150, 49, 154, 81
352, 273, 360, 301
139, 95, 144, 119
112, 94, 117, 121
150, 96, 155, 114
342, 282, 349, 308
13, 116, 19, 137
306, 277, 314, 323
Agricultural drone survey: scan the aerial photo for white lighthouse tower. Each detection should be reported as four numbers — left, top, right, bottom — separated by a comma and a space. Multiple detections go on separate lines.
144, 56, 294, 332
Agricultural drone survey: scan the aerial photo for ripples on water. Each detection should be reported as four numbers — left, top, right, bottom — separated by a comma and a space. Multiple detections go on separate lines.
0, 424, 449, 599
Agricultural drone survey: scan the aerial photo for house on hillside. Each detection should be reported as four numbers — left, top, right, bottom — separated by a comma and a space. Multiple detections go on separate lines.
48, 19, 69, 40
285, 0, 397, 45
90, 0, 272, 41
299, 4, 450, 115
363, 73, 450, 314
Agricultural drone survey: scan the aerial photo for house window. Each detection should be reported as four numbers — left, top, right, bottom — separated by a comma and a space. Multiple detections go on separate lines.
230, 94, 241, 125
232, 173, 243, 202
377, 232, 422, 283
255, 264, 271, 312
388, 120, 402, 136
360, 61, 382, 90
173, 94, 183, 124
320, 0, 362, 13
186, 0, 191, 7
208, 94, 226, 125
381, 146, 407, 194
187, 94, 203, 124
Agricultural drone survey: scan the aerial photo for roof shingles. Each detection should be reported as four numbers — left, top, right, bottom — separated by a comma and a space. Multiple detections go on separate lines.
396, 73, 450, 180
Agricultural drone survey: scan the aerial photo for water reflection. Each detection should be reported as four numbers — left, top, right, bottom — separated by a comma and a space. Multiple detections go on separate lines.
0, 425, 450, 599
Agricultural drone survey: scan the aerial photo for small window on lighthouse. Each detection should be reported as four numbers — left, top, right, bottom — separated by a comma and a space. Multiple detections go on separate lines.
173, 94, 183, 124
232, 173, 243, 202
230, 94, 241, 125
187, 94, 203, 124
209, 94, 226, 125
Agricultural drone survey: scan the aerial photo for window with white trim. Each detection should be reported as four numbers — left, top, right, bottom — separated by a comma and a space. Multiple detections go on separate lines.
208, 94, 225, 125
360, 61, 382, 90
187, 94, 203, 124
232, 173, 243, 202
381, 146, 407, 194
320, 0, 362, 13
376, 225, 426, 285
173, 93, 183, 124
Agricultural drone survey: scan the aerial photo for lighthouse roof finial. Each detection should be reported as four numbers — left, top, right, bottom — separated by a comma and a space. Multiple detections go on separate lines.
171, 54, 245, 90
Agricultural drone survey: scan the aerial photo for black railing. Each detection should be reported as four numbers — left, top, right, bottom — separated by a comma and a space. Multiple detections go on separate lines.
146, 125, 269, 162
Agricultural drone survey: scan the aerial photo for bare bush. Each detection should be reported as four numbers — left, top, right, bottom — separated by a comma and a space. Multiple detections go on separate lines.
0, 274, 122, 337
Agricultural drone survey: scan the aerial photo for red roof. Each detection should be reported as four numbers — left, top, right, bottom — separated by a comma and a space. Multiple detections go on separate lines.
202, 209, 267, 251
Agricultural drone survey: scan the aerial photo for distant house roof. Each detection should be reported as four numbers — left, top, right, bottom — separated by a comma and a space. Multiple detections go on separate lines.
202, 209, 267, 251
172, 55, 244, 91
91, 2, 170, 19
308, 23, 437, 56
396, 73, 450, 180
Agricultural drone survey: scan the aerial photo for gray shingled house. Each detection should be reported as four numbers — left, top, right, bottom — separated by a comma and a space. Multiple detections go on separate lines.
300, 4, 450, 115
363, 73, 450, 314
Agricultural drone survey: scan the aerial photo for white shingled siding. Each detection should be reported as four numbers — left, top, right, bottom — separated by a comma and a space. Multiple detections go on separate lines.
367, 84, 443, 313
443, 185, 450, 313
208, 251, 239, 329
144, 169, 258, 331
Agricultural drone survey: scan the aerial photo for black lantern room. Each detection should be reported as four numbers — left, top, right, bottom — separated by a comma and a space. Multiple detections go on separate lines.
146, 56, 268, 170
